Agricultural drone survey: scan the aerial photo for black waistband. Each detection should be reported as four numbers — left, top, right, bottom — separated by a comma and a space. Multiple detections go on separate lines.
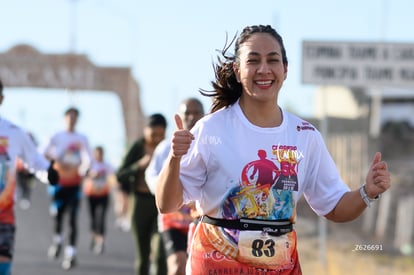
201, 215, 293, 236
134, 191, 155, 198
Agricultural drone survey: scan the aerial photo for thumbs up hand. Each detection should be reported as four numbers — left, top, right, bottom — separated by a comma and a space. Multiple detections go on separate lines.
170, 114, 194, 158
364, 152, 391, 198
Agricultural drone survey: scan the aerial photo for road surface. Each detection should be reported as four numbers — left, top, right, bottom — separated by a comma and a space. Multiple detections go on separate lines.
13, 181, 136, 275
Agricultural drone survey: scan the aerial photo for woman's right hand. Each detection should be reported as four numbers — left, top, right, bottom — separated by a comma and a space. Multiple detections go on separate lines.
170, 114, 194, 158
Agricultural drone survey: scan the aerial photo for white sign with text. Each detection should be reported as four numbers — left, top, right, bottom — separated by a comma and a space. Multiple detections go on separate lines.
302, 41, 414, 88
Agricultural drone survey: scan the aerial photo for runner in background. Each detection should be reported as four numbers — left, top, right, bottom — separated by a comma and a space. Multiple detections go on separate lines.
116, 113, 168, 275
0, 78, 59, 275
146, 98, 204, 275
83, 145, 116, 255
43, 106, 93, 270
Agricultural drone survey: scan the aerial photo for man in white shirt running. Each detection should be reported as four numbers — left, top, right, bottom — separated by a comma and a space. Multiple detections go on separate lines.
43, 106, 93, 270
0, 79, 59, 275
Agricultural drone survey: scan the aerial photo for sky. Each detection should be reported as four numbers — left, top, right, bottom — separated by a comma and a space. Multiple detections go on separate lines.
1, 0, 413, 165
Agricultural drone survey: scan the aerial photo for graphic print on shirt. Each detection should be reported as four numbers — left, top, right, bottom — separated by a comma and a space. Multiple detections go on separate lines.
60, 142, 82, 167
202, 144, 302, 270
0, 137, 14, 210
91, 169, 107, 190
55, 142, 83, 186
84, 166, 110, 196
222, 145, 300, 221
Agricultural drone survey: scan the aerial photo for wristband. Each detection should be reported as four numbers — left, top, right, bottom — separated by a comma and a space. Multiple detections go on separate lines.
359, 185, 381, 207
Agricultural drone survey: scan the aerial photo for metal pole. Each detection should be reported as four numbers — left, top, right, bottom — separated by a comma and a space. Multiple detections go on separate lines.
69, 0, 78, 53
68, 0, 78, 103
369, 90, 382, 138
318, 86, 328, 265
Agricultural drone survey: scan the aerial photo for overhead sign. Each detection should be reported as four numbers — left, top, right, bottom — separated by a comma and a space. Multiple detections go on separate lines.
302, 41, 414, 88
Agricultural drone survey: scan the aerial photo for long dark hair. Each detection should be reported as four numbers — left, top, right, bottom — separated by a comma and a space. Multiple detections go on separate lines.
200, 25, 288, 113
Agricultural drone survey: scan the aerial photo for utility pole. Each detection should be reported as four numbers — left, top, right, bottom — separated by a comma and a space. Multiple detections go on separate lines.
69, 0, 78, 53
318, 86, 328, 266
67, 0, 79, 105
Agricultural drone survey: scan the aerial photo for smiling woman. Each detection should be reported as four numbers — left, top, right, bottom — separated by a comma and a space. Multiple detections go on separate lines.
1, 88, 126, 167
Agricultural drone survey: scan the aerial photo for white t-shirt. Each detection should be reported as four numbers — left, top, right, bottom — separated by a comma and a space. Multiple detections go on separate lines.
146, 139, 194, 233
0, 118, 50, 180
83, 160, 115, 196
180, 101, 350, 221
43, 130, 92, 177
0, 117, 50, 224
146, 139, 170, 195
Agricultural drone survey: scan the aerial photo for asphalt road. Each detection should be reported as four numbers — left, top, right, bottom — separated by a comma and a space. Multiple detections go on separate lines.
13, 181, 136, 275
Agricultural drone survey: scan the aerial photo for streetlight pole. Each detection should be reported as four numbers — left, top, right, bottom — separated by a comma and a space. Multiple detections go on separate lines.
69, 0, 78, 53
67, 0, 79, 105
318, 86, 328, 266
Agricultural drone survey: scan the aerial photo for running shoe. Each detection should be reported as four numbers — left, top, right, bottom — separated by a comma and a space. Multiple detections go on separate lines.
93, 240, 104, 255
47, 243, 62, 259
62, 256, 77, 270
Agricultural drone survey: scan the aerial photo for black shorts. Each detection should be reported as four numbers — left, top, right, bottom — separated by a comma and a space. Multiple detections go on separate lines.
0, 223, 15, 259
161, 228, 187, 257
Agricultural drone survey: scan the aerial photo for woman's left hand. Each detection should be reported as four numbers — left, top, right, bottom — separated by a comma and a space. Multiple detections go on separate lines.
365, 152, 391, 198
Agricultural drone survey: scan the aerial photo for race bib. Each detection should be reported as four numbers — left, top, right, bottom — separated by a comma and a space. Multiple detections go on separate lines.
237, 230, 296, 270
61, 151, 81, 166
83, 177, 109, 196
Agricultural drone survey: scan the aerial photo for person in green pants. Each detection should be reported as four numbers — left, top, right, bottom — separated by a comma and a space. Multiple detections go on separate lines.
116, 113, 167, 275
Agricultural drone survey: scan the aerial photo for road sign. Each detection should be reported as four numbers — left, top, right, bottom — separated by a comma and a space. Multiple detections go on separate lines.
302, 41, 414, 88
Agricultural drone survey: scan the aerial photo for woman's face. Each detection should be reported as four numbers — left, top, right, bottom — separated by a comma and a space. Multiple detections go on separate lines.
234, 33, 287, 104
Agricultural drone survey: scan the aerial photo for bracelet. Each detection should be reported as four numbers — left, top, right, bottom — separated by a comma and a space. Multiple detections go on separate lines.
359, 185, 381, 207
